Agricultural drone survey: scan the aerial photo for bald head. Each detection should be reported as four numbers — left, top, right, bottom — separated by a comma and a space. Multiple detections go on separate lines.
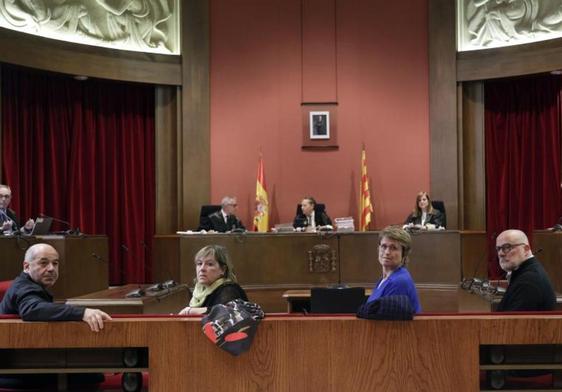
496, 229, 533, 272
23, 243, 60, 288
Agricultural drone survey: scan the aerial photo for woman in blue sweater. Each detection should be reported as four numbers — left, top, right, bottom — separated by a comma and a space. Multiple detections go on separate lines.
367, 225, 422, 313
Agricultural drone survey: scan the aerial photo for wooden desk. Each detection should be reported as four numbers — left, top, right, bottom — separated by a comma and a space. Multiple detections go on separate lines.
2, 315, 562, 391
283, 285, 469, 313
65, 284, 189, 314
153, 231, 472, 312
282, 288, 372, 313
0, 235, 109, 299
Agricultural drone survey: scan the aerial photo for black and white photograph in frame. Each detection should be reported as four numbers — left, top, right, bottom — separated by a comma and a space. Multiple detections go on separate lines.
309, 111, 330, 140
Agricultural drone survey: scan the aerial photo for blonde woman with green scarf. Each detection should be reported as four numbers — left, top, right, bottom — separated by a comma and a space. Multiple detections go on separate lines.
179, 245, 248, 316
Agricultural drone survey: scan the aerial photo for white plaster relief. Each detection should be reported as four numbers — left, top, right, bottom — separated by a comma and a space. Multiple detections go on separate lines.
459, 0, 562, 51
0, 0, 179, 55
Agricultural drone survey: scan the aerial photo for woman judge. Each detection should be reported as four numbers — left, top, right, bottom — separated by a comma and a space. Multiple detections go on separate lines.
404, 191, 444, 229
179, 245, 247, 316
366, 226, 421, 313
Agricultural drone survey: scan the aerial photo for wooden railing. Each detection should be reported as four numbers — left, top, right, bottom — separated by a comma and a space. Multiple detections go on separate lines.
2, 314, 562, 391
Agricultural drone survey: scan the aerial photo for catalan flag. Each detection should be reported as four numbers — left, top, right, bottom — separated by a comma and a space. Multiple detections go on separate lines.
359, 146, 373, 231
253, 155, 269, 232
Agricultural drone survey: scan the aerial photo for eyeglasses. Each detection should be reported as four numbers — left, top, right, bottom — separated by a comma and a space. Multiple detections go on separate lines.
378, 244, 401, 252
0, 194, 11, 199
495, 243, 525, 254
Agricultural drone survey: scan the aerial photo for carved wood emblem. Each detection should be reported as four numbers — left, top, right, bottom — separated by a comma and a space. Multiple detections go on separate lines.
308, 244, 336, 273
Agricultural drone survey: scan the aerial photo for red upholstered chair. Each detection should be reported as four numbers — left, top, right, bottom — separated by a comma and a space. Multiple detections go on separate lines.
0, 281, 13, 301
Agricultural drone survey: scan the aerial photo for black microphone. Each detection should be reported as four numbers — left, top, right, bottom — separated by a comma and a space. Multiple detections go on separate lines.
461, 231, 496, 291
39, 212, 81, 235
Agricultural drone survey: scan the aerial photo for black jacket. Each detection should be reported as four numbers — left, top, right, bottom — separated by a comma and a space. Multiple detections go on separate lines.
497, 257, 556, 312
201, 282, 248, 308
0, 272, 84, 321
293, 211, 332, 229
200, 211, 245, 233
0, 208, 20, 232
404, 209, 445, 228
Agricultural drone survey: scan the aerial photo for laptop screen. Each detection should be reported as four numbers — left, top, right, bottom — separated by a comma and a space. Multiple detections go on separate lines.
31, 216, 53, 235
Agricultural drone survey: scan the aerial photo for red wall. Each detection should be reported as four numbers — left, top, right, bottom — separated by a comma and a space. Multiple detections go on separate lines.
210, 0, 429, 229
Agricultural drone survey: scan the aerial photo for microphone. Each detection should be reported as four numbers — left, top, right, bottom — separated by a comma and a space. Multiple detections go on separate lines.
39, 213, 81, 235
461, 231, 496, 291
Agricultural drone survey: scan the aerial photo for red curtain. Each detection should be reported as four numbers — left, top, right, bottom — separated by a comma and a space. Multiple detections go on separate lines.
485, 74, 562, 279
1, 65, 155, 285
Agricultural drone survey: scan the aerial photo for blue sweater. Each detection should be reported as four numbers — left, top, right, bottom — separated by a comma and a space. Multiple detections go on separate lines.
367, 266, 422, 313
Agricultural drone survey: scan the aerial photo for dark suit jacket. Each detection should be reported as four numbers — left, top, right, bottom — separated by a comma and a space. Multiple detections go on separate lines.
404, 209, 445, 228
200, 211, 245, 233
0, 272, 84, 321
293, 210, 332, 229
0, 208, 20, 232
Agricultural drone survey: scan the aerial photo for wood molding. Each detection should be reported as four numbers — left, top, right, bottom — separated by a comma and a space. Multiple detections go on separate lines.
0, 28, 181, 86
457, 37, 562, 82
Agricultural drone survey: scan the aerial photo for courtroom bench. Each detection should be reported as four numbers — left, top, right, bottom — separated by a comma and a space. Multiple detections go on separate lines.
2, 313, 562, 391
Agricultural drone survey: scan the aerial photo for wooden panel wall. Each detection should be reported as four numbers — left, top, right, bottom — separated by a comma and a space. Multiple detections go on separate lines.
155, 86, 180, 234
461, 82, 486, 230
429, 0, 459, 229
180, 0, 211, 229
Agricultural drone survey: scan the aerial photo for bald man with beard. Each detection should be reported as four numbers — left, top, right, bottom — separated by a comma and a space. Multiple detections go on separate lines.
495, 229, 556, 311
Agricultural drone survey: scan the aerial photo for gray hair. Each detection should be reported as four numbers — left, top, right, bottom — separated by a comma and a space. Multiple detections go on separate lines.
0, 184, 11, 193
221, 196, 237, 207
24, 243, 58, 263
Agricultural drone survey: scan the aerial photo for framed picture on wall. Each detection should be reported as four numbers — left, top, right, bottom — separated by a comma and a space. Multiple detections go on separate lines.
301, 103, 338, 149
309, 111, 330, 140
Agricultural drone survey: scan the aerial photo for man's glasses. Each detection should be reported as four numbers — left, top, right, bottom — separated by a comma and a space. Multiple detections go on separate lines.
0, 194, 11, 199
495, 243, 525, 254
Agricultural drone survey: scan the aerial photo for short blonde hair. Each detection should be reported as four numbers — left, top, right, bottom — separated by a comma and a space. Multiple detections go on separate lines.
193, 245, 237, 282
379, 225, 412, 263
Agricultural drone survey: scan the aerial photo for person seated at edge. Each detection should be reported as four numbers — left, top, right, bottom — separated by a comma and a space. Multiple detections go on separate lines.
0, 243, 111, 388
0, 184, 34, 235
293, 196, 332, 232
403, 191, 444, 230
179, 245, 248, 315
495, 229, 556, 311
366, 225, 421, 313
0, 243, 111, 330
200, 196, 245, 233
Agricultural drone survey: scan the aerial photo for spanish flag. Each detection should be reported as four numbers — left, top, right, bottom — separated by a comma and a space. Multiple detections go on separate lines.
359, 146, 373, 231
253, 155, 269, 232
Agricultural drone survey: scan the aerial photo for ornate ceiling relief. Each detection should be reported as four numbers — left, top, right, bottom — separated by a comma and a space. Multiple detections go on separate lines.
0, 0, 179, 55
458, 0, 562, 51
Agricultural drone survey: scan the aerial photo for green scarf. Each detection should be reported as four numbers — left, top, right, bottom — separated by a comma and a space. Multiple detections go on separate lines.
189, 278, 229, 307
